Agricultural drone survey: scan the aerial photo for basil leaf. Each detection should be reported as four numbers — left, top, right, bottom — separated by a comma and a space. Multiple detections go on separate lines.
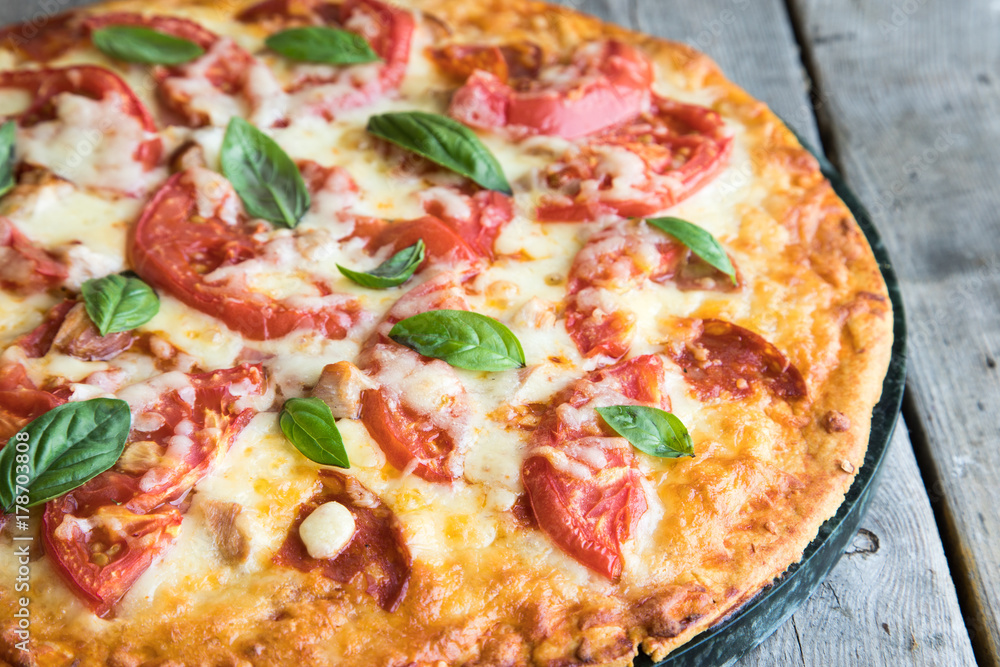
81, 274, 160, 336
91, 25, 205, 65
0, 120, 15, 199
338, 240, 425, 289
647, 216, 736, 284
221, 117, 310, 228
389, 309, 525, 371
279, 397, 350, 468
266, 26, 379, 65
596, 405, 694, 459
367, 112, 512, 194
0, 398, 132, 509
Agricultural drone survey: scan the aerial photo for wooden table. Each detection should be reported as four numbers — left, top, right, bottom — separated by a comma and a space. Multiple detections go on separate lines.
1, 1, 994, 665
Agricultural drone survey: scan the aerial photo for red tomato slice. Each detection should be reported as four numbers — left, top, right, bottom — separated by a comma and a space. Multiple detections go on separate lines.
40, 363, 267, 616
449, 40, 652, 139
357, 274, 471, 482
564, 221, 737, 360
0, 65, 162, 171
120, 363, 267, 513
0, 11, 83, 62
537, 97, 733, 222
42, 485, 182, 617
422, 189, 514, 261
521, 355, 666, 580
0, 363, 64, 443
363, 216, 479, 271
669, 319, 808, 401
274, 470, 411, 612
128, 169, 364, 340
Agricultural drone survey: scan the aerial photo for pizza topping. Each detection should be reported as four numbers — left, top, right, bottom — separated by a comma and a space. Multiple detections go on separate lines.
522, 355, 669, 580
448, 40, 653, 139
0, 120, 13, 197
220, 118, 311, 228
50, 303, 135, 362
429, 42, 543, 83
91, 25, 205, 65
279, 396, 350, 468
0, 217, 68, 294
275, 469, 411, 612
0, 398, 131, 509
129, 168, 365, 340
298, 500, 356, 559
311, 360, 377, 419
537, 97, 732, 221
0, 11, 83, 63
669, 319, 808, 401
80, 274, 160, 337
367, 111, 513, 194
0, 66, 163, 194
564, 220, 736, 360
389, 309, 526, 371
596, 405, 694, 459
266, 26, 380, 65
646, 217, 736, 285
338, 239, 425, 289
200, 499, 249, 563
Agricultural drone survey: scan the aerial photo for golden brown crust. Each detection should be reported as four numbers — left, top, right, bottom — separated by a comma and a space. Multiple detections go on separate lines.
0, 0, 893, 665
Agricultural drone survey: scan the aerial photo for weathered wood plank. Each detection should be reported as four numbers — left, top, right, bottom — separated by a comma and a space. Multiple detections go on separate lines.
787, 0, 1000, 664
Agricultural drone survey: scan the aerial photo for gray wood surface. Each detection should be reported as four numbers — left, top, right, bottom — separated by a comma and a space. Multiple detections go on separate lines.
0, 0, 986, 665
787, 0, 1000, 664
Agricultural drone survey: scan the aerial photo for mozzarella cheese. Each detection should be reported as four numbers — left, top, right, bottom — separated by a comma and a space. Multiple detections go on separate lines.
298, 501, 357, 560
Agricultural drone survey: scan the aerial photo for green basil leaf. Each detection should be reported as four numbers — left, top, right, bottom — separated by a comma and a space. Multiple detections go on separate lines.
647, 216, 736, 284
596, 405, 694, 459
221, 117, 310, 228
367, 111, 512, 194
0, 120, 15, 199
266, 26, 379, 65
389, 309, 525, 371
279, 397, 350, 468
0, 398, 132, 509
81, 274, 160, 336
337, 240, 425, 289
91, 25, 205, 65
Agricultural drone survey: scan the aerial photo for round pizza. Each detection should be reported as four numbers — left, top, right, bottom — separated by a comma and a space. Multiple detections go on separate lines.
0, 0, 894, 665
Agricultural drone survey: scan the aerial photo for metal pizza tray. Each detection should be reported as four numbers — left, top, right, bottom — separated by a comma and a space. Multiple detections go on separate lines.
642, 135, 908, 667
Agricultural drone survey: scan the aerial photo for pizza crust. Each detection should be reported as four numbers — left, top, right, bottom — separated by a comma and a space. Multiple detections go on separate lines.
0, 0, 893, 665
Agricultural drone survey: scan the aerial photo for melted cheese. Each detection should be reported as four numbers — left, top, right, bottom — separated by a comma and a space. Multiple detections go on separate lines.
299, 501, 356, 560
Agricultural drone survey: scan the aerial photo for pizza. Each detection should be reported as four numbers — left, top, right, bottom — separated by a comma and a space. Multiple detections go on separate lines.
0, 0, 893, 665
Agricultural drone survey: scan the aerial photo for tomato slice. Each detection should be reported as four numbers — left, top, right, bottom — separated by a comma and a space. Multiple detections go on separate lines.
128, 169, 365, 340
274, 470, 411, 612
0, 11, 83, 62
522, 355, 666, 580
357, 274, 472, 482
564, 220, 737, 360
0, 65, 162, 171
538, 97, 733, 222
119, 364, 267, 512
0, 363, 64, 443
42, 481, 182, 617
41, 363, 267, 616
668, 319, 808, 401
449, 40, 652, 139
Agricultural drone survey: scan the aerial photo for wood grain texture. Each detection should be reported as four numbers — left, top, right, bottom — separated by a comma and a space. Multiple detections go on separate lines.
787, 0, 1000, 664
0, 0, 982, 665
